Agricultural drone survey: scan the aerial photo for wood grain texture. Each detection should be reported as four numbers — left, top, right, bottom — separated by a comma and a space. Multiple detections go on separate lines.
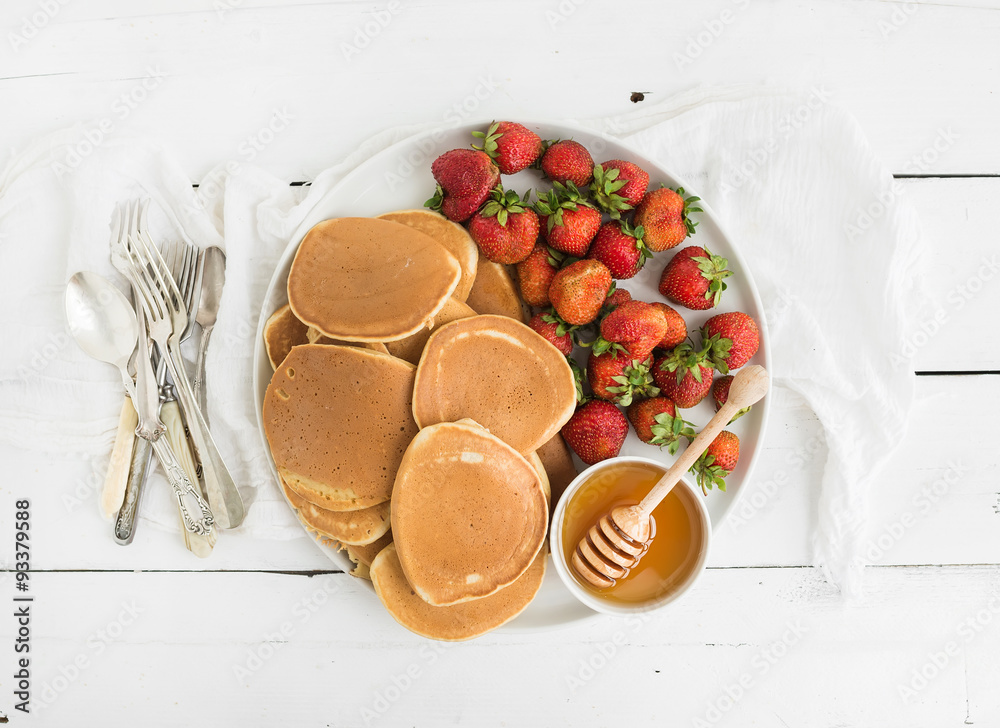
3, 2, 999, 725
16, 567, 1000, 726
2, 0, 999, 179
8, 373, 996, 573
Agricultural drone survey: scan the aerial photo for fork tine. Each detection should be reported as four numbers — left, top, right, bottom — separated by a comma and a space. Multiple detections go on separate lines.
111, 205, 122, 248
183, 245, 199, 311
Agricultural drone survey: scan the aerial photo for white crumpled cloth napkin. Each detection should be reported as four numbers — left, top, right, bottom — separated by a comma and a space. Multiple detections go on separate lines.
0, 86, 926, 594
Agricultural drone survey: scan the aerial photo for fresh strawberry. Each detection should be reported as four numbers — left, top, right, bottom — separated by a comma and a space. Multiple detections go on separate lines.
653, 340, 714, 408
651, 302, 687, 350
634, 186, 702, 252
658, 245, 732, 310
711, 375, 752, 423
586, 220, 649, 279
590, 160, 649, 219
540, 140, 594, 187
534, 182, 602, 256
548, 259, 612, 325
516, 244, 562, 307
595, 300, 668, 362
626, 396, 695, 454
467, 187, 539, 264
691, 430, 740, 494
425, 149, 499, 222
561, 399, 629, 465
587, 351, 658, 406
702, 312, 760, 373
472, 121, 543, 175
528, 312, 573, 356
602, 286, 632, 315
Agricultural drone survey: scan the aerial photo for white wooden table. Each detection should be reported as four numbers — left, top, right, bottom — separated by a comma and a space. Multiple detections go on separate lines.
3, 1, 999, 725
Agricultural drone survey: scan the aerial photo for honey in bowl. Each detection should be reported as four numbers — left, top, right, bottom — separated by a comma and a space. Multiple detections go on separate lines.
561, 460, 705, 605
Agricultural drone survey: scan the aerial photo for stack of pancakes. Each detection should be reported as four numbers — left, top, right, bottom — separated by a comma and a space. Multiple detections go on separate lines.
262, 212, 579, 641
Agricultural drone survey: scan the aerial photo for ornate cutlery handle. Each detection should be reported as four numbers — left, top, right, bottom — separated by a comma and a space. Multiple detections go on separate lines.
162, 400, 216, 557
164, 341, 245, 529
102, 396, 138, 519
114, 435, 152, 545
149, 435, 215, 535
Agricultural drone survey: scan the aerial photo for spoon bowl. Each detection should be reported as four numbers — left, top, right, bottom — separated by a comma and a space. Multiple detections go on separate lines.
65, 271, 139, 371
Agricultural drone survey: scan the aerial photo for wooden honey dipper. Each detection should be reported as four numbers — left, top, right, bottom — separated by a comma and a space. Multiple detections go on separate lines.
571, 365, 770, 589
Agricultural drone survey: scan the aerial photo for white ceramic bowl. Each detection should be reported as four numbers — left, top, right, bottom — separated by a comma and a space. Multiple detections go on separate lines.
549, 456, 713, 616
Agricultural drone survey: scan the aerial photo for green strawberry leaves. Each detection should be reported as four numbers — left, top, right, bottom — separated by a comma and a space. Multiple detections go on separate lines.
471, 121, 503, 159
591, 164, 633, 219
690, 453, 730, 495
649, 411, 696, 455
702, 332, 733, 374
659, 338, 712, 385
692, 246, 733, 308
479, 185, 531, 227
605, 358, 659, 407
675, 186, 703, 236
568, 357, 588, 405
424, 184, 445, 212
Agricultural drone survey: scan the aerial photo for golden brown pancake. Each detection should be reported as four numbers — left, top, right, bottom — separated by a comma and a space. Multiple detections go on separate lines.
346, 530, 393, 567
535, 433, 578, 507
466, 260, 528, 322
281, 479, 390, 545
287, 217, 461, 342
391, 419, 548, 606
371, 542, 546, 641
526, 451, 551, 504
412, 315, 576, 455
377, 209, 478, 303
384, 298, 477, 365
306, 326, 390, 354
263, 304, 310, 370
263, 344, 419, 511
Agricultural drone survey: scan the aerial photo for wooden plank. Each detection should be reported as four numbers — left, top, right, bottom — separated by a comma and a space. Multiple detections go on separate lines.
1, 0, 998, 179
901, 178, 1000, 372
9, 373, 997, 572
10, 566, 998, 726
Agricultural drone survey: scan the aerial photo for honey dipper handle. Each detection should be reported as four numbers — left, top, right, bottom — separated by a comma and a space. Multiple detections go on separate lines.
638, 365, 769, 516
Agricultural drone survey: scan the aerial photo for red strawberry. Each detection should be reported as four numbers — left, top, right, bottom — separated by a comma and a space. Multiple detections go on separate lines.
651, 302, 687, 350
590, 160, 649, 219
540, 140, 594, 187
602, 287, 632, 315
658, 245, 733, 310
711, 375, 752, 423
528, 312, 573, 356
702, 312, 760, 373
596, 300, 669, 362
653, 341, 714, 408
467, 187, 539, 264
472, 121, 543, 175
634, 187, 702, 252
561, 400, 629, 465
586, 220, 649, 279
548, 259, 612, 326
516, 244, 561, 307
691, 430, 740, 494
626, 396, 695, 454
534, 182, 602, 256
426, 149, 499, 222
587, 351, 658, 406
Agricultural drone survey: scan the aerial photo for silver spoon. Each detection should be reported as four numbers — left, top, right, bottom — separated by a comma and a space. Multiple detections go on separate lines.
65, 271, 215, 536
65, 271, 138, 393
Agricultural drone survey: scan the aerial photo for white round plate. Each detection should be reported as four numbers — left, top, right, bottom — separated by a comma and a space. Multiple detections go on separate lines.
253, 120, 772, 632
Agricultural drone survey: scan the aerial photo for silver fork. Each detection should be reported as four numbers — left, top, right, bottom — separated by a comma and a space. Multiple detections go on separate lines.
161, 241, 217, 556
110, 202, 214, 536
126, 201, 246, 529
